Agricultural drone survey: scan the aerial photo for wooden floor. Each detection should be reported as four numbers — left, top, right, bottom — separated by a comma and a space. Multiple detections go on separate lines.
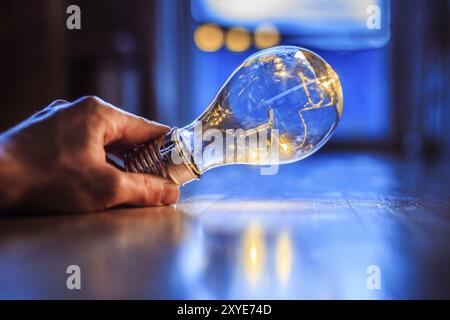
0, 152, 449, 299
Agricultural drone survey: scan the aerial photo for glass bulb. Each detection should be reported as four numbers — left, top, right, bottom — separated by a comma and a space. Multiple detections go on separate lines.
125, 46, 343, 185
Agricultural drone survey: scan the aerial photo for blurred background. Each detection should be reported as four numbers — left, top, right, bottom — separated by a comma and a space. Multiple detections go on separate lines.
1, 0, 450, 300
0, 0, 449, 160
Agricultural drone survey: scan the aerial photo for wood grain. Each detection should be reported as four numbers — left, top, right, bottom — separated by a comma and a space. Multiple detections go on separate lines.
0, 152, 449, 299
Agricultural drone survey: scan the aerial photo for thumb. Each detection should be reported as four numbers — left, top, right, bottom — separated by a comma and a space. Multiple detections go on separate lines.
112, 171, 180, 207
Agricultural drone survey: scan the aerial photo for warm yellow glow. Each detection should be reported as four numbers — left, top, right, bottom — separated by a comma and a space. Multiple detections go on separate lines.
280, 136, 290, 150
204, 104, 232, 126
273, 56, 288, 78
250, 246, 257, 262
225, 27, 251, 52
294, 50, 305, 60
276, 231, 293, 284
242, 224, 265, 285
294, 65, 342, 150
254, 23, 280, 49
246, 148, 263, 164
276, 70, 288, 78
194, 23, 224, 52
273, 135, 291, 154
322, 78, 331, 88
325, 65, 344, 117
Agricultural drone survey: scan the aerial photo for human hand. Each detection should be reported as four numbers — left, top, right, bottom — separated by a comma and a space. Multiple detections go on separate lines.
0, 96, 180, 213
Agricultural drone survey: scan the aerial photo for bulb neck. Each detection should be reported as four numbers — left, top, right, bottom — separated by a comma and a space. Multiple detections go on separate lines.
124, 128, 200, 186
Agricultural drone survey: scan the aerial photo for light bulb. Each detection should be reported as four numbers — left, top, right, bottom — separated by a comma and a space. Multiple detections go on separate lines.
124, 46, 343, 185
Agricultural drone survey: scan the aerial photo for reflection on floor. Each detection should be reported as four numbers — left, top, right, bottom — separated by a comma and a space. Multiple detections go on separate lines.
0, 152, 449, 299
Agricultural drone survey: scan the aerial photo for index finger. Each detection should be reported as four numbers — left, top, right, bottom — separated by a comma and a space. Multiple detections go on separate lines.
76, 96, 171, 146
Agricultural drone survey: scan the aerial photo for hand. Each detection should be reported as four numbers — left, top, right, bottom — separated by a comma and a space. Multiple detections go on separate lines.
0, 96, 180, 213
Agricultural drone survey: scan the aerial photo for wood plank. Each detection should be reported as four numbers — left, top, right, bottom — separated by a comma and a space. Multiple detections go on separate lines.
0, 152, 449, 299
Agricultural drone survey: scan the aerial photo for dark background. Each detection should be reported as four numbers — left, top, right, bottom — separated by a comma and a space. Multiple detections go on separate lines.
0, 0, 449, 161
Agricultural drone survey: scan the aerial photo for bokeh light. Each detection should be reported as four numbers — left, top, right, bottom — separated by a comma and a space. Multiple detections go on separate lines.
225, 27, 251, 52
194, 23, 224, 52
254, 23, 280, 49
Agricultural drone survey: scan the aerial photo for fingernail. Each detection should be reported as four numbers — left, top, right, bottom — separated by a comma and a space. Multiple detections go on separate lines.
162, 182, 180, 205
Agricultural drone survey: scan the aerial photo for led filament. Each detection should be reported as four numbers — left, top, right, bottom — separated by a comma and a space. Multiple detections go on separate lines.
125, 46, 343, 185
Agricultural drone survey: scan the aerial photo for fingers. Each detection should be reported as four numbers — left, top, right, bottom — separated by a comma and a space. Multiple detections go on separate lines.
87, 97, 171, 146
69, 96, 179, 208
47, 99, 69, 109
117, 115, 170, 146
31, 99, 70, 121
72, 96, 171, 146
109, 170, 180, 207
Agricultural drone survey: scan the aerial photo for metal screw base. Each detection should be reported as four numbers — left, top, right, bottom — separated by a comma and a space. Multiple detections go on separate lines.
124, 129, 200, 186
